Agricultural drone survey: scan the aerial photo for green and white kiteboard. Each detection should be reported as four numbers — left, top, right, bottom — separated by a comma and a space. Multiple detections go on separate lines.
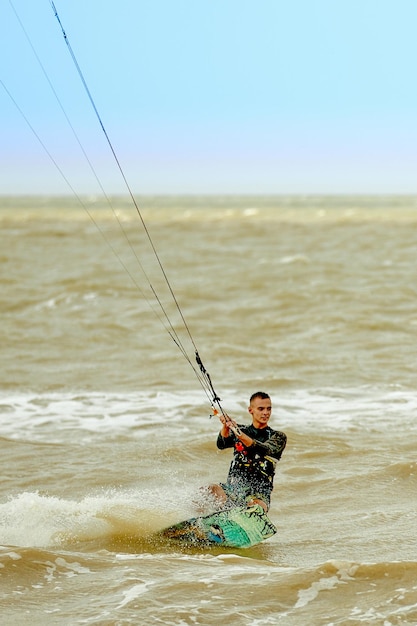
161, 504, 277, 548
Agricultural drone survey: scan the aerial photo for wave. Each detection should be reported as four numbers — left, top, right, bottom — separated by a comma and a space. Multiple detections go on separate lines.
3, 195, 417, 226
0, 490, 185, 551
274, 559, 417, 624
2, 387, 417, 441
3, 545, 417, 625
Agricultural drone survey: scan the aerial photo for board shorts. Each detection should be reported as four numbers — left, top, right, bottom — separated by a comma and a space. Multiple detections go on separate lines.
220, 481, 271, 510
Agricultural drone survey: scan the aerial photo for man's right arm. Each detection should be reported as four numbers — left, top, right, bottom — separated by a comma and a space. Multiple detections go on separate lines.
216, 430, 236, 450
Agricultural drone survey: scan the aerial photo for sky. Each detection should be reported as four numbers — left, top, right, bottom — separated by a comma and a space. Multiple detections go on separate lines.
1, 0, 417, 195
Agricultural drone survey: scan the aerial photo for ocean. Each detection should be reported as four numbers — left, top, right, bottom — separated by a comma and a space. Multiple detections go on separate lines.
1, 194, 417, 625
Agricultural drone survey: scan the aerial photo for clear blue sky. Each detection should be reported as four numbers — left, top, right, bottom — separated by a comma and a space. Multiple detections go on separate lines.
1, 0, 417, 195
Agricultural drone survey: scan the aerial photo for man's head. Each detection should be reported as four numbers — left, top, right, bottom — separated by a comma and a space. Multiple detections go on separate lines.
248, 392, 272, 429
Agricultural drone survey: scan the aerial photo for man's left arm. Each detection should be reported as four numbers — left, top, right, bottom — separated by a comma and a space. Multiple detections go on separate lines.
252, 431, 287, 461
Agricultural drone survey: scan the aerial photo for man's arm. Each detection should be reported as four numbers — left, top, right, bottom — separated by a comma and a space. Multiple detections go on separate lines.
252, 431, 287, 461
216, 430, 235, 449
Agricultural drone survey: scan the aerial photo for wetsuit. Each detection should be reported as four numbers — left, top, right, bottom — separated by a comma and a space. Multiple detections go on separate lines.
217, 424, 287, 510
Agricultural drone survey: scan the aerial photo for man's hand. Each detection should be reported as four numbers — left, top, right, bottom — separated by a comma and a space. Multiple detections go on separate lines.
220, 414, 254, 445
219, 413, 233, 437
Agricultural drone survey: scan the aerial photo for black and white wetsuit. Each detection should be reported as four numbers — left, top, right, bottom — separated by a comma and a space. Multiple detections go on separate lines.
216, 424, 287, 509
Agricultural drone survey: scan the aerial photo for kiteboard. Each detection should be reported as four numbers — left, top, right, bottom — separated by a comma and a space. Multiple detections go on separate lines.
160, 504, 277, 548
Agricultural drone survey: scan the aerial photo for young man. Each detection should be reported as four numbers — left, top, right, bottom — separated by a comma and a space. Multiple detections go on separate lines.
207, 391, 287, 512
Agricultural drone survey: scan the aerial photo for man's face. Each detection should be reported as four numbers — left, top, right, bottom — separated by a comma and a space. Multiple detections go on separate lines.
248, 396, 272, 429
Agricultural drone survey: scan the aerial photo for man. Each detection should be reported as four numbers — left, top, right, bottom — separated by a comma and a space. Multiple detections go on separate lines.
206, 391, 287, 512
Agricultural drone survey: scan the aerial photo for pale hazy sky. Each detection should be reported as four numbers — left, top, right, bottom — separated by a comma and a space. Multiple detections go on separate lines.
1, 0, 417, 195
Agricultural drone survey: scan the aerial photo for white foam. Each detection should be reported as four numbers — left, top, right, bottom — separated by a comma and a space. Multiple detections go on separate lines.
44, 557, 92, 583
0, 386, 415, 445
0, 390, 207, 442
116, 581, 154, 608
294, 575, 340, 608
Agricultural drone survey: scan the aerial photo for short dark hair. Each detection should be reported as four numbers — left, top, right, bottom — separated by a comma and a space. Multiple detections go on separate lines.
249, 391, 270, 404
